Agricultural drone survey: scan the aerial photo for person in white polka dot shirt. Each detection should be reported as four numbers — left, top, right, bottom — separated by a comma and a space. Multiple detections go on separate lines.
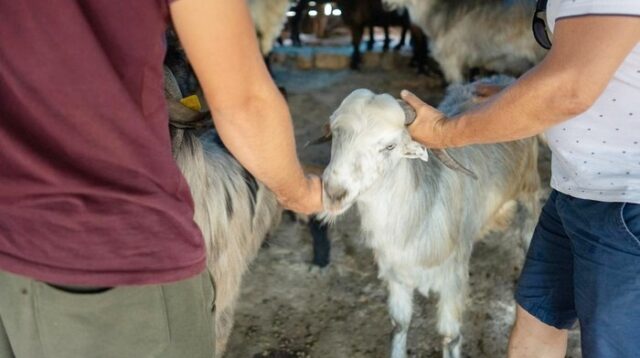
401, 0, 640, 357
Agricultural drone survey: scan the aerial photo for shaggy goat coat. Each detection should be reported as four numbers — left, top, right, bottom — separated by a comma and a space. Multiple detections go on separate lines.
322, 76, 541, 358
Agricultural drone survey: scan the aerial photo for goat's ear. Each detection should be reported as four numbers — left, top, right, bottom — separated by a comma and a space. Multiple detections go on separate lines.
304, 123, 332, 147
402, 141, 429, 162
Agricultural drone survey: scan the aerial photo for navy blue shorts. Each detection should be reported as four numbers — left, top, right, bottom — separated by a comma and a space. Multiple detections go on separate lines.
515, 190, 640, 357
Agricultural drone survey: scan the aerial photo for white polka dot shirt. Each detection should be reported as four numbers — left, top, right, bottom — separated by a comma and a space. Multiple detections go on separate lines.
546, 0, 640, 203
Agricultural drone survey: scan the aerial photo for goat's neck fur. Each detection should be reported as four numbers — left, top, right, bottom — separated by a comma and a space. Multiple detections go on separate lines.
354, 139, 536, 269
356, 156, 463, 268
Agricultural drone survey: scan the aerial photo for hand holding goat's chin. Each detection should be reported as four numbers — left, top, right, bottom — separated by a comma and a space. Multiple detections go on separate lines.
277, 174, 324, 216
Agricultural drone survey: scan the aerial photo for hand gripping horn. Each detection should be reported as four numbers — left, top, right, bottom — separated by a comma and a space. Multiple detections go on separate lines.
397, 100, 478, 180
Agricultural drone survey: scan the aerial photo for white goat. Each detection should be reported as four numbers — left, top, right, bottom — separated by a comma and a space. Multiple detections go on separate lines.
248, 0, 291, 56
321, 76, 540, 358
166, 69, 282, 357
383, 0, 546, 83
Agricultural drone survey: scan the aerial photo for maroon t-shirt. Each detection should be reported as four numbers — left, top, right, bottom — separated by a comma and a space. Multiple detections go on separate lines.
0, 0, 206, 285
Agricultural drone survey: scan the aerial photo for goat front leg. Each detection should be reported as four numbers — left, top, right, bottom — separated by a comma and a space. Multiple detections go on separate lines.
387, 280, 413, 358
351, 25, 364, 69
367, 24, 375, 50
435, 272, 466, 358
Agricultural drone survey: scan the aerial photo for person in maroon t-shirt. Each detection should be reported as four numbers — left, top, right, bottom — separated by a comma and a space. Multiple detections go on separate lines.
0, 0, 322, 357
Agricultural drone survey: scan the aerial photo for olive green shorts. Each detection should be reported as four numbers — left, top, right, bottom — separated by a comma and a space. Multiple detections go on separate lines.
0, 270, 215, 358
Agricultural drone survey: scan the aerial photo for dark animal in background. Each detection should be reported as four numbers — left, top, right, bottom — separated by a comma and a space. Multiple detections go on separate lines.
364, 8, 410, 52
337, 0, 411, 69
288, 0, 434, 75
408, 24, 438, 76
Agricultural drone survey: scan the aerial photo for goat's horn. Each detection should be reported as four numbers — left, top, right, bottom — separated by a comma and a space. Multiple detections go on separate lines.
397, 99, 417, 126
397, 99, 478, 180
304, 123, 333, 148
304, 133, 332, 148
430, 149, 478, 180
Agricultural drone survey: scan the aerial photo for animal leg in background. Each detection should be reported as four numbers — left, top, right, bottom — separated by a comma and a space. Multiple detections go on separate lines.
516, 150, 542, 251
367, 24, 376, 50
394, 10, 409, 51
284, 211, 331, 267
409, 25, 427, 74
308, 217, 330, 267
518, 193, 541, 251
351, 24, 365, 69
289, 0, 308, 47
383, 24, 391, 51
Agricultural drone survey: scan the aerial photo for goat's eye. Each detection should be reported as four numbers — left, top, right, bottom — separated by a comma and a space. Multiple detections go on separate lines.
384, 144, 396, 151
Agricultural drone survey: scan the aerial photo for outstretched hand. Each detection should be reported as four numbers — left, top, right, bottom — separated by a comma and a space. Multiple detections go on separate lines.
401, 90, 451, 149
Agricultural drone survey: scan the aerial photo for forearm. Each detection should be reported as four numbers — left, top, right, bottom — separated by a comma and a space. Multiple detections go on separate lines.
408, 16, 640, 149
169, 0, 320, 212
441, 63, 585, 147
210, 89, 308, 206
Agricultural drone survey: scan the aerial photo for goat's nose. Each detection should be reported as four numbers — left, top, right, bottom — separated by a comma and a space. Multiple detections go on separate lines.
324, 183, 348, 203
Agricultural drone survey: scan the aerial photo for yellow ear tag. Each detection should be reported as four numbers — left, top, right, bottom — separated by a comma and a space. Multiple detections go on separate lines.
180, 95, 202, 112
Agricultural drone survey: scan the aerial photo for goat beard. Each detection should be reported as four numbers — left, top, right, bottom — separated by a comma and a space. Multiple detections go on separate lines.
317, 201, 354, 225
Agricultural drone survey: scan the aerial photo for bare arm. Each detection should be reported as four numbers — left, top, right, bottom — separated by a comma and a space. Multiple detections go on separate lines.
404, 15, 640, 148
169, 0, 321, 214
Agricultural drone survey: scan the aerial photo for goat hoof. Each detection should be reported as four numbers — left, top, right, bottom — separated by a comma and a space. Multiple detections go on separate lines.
442, 335, 461, 358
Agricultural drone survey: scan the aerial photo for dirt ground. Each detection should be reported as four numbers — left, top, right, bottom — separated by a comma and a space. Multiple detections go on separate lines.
224, 63, 582, 357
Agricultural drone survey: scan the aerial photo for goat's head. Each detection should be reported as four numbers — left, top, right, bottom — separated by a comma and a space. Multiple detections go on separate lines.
321, 88, 479, 215
322, 89, 431, 215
